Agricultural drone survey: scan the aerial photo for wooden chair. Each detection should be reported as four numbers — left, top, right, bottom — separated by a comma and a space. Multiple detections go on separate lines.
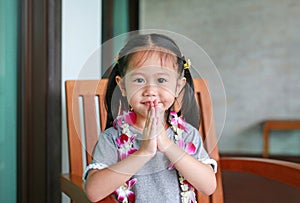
262, 120, 300, 158
61, 78, 300, 203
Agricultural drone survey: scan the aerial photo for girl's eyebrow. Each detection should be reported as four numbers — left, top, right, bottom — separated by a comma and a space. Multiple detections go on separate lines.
127, 69, 175, 77
129, 72, 171, 77
154, 72, 171, 77
127, 71, 145, 77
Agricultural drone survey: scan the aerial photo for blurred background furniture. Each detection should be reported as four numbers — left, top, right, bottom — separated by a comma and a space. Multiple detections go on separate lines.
263, 120, 300, 158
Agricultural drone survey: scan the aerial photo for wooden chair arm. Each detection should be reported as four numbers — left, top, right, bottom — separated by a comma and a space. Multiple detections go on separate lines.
61, 173, 117, 203
220, 157, 300, 188
61, 174, 90, 202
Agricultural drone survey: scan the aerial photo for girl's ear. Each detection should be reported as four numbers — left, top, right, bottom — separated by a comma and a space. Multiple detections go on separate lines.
176, 77, 186, 97
115, 76, 126, 96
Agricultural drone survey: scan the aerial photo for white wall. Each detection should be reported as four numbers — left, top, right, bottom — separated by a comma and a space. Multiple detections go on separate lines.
62, 0, 101, 202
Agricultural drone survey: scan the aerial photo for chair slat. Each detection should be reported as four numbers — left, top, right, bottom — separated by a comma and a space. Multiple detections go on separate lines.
82, 95, 99, 164
96, 79, 108, 132
66, 80, 84, 175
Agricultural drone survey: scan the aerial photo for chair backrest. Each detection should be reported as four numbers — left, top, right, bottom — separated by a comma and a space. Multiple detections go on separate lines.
65, 78, 224, 203
193, 79, 224, 203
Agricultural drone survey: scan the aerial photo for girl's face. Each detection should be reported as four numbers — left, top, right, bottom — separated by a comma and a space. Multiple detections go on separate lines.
116, 51, 186, 124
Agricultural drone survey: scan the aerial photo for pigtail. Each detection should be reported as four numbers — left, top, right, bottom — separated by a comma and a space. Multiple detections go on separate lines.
181, 61, 200, 129
105, 63, 128, 129
184, 68, 194, 90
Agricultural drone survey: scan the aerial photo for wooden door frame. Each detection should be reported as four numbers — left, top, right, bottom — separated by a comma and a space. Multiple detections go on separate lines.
18, 0, 62, 202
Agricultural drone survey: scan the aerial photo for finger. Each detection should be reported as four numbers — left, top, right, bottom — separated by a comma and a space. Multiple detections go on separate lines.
145, 108, 151, 127
149, 106, 155, 129
155, 106, 165, 134
145, 104, 154, 127
152, 117, 158, 138
154, 105, 163, 121
144, 106, 155, 137
154, 99, 158, 107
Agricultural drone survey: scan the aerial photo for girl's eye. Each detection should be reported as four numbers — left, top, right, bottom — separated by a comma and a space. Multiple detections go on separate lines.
134, 78, 145, 83
157, 78, 167, 83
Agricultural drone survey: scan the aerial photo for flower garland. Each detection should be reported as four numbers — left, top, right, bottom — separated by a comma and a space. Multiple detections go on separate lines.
113, 111, 197, 203
169, 111, 197, 203
113, 111, 137, 203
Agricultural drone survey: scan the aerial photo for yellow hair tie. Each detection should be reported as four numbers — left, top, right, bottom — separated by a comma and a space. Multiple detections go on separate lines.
114, 53, 119, 64
184, 59, 191, 69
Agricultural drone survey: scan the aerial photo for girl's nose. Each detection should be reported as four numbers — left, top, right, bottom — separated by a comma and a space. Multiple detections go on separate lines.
142, 84, 157, 97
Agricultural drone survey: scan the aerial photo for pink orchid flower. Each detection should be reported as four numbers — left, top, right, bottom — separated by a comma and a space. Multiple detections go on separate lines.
113, 116, 123, 129
178, 139, 196, 155
182, 179, 194, 190
124, 111, 137, 125
170, 111, 188, 131
116, 134, 137, 160
113, 112, 136, 129
168, 139, 196, 169
114, 178, 136, 203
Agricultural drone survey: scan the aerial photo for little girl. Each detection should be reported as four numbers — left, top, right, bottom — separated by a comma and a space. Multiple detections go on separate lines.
83, 33, 217, 203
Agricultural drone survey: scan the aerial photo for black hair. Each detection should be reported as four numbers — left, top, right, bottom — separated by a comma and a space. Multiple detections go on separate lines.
105, 33, 200, 129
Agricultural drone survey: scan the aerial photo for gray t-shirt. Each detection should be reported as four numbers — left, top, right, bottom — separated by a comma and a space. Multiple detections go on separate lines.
84, 123, 217, 203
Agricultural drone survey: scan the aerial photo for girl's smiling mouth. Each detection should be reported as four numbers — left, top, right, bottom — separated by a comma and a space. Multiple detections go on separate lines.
141, 101, 155, 106
141, 100, 162, 106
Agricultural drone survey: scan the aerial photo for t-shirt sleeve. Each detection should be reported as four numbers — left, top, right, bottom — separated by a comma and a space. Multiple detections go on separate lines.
185, 125, 218, 173
82, 128, 119, 180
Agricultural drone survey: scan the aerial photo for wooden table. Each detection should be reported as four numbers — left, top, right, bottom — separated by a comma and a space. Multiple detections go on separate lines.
263, 120, 300, 158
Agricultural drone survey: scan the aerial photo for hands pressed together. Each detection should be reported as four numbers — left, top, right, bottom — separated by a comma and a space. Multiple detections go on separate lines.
139, 100, 173, 157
